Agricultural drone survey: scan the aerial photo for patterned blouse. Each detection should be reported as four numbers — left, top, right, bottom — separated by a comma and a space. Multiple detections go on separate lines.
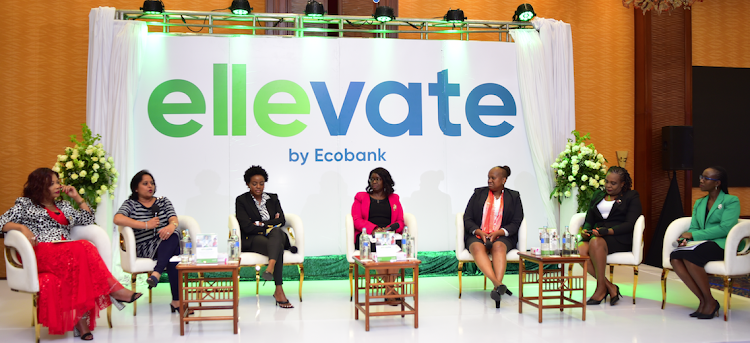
253, 193, 271, 221
116, 197, 178, 259
0, 197, 95, 242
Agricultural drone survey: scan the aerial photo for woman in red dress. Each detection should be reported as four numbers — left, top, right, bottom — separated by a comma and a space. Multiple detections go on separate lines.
0, 168, 142, 340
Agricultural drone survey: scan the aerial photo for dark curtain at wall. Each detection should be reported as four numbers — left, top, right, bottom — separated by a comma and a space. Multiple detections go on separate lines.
644, 174, 684, 267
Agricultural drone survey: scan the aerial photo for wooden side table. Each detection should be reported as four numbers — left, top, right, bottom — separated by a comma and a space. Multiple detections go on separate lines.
353, 256, 421, 331
176, 260, 240, 335
518, 252, 589, 323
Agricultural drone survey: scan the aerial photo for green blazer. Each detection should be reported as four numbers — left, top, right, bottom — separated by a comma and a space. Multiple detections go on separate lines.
688, 191, 741, 250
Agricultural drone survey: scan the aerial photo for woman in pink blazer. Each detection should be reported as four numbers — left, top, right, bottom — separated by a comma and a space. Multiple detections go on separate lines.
351, 167, 405, 249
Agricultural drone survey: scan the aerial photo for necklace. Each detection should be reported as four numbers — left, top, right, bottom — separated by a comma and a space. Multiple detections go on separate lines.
606, 194, 617, 201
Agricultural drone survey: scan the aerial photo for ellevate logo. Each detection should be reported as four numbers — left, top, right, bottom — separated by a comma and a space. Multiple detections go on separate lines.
148, 66, 517, 138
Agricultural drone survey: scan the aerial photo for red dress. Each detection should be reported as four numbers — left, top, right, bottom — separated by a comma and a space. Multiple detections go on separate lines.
34, 208, 124, 335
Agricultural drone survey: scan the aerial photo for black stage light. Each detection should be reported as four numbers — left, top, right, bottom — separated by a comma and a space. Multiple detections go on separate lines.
444, 9, 466, 23
141, 0, 164, 14
230, 0, 253, 15
513, 3, 536, 22
305, 0, 325, 17
374, 6, 395, 22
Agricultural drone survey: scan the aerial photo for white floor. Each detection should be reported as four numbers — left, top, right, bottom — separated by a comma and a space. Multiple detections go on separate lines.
1, 265, 749, 343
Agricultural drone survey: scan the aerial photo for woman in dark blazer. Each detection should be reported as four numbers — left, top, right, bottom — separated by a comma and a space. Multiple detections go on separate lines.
578, 166, 642, 306
236, 165, 295, 308
464, 166, 524, 306
670, 166, 740, 319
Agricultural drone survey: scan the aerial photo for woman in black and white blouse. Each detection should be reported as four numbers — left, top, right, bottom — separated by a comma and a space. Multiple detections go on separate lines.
113, 170, 181, 312
235, 165, 295, 308
1, 168, 141, 340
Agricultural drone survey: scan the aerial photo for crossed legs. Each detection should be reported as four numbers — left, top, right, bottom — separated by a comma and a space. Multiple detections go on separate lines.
578, 238, 617, 300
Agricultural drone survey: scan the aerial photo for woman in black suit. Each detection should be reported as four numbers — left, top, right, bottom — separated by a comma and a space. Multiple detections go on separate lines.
464, 166, 524, 307
578, 166, 642, 306
236, 165, 295, 308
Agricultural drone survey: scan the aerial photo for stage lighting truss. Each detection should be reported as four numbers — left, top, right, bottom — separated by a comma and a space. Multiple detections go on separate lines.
117, 9, 533, 41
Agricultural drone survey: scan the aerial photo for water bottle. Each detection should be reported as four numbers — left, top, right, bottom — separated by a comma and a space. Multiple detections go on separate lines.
181, 229, 192, 263
540, 227, 550, 257
562, 226, 572, 256
401, 228, 410, 257
228, 230, 240, 261
360, 233, 370, 259
549, 228, 559, 255
410, 237, 417, 259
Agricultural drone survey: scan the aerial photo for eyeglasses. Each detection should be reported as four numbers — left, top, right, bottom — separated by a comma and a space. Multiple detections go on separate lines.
699, 175, 719, 181
369, 178, 382, 183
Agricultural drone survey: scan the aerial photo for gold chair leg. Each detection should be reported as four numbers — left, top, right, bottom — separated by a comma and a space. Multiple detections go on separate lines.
632, 266, 639, 304
349, 263, 354, 301
256, 267, 260, 295
483, 274, 487, 290
661, 269, 669, 309
458, 261, 463, 299
723, 277, 731, 321
31, 296, 34, 327
609, 265, 614, 283
33, 294, 40, 343
568, 264, 574, 298
107, 305, 112, 328
131, 274, 138, 316
298, 264, 304, 302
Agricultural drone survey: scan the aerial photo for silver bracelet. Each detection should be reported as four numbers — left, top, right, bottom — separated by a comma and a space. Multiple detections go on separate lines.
145, 221, 148, 230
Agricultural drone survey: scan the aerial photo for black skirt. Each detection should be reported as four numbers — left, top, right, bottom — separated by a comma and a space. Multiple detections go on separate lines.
670, 241, 724, 267
580, 234, 631, 254
465, 234, 515, 253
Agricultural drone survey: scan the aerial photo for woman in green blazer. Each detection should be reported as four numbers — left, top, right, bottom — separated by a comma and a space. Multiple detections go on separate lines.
670, 166, 740, 320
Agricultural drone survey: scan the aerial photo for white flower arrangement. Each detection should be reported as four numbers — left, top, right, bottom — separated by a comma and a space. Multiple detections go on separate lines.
550, 130, 608, 213
52, 124, 119, 210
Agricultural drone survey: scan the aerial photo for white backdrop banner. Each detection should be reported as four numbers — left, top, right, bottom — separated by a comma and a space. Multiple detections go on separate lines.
132, 34, 549, 256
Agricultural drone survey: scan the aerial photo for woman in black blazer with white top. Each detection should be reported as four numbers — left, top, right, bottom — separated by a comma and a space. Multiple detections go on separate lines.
578, 166, 642, 306
463, 166, 524, 306
236, 165, 295, 308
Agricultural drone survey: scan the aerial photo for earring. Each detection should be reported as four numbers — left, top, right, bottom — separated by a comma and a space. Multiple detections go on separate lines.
715, 186, 718, 190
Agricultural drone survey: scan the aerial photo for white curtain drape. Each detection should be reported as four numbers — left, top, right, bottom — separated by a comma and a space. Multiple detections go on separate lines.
86, 7, 146, 281
511, 18, 575, 229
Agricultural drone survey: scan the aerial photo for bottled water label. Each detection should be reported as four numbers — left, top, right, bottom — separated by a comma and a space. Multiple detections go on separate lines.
562, 238, 567, 244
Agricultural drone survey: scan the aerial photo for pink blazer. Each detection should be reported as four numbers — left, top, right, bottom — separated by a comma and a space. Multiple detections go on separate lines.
351, 192, 405, 239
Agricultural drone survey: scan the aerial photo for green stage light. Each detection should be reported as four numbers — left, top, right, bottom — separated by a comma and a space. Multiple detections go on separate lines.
374, 6, 395, 23
513, 3, 536, 22
141, 0, 164, 14
305, 0, 325, 17
444, 9, 466, 23
230, 0, 253, 15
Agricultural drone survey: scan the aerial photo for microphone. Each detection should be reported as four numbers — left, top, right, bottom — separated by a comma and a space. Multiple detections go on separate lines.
388, 223, 400, 231
672, 238, 686, 248
150, 203, 160, 217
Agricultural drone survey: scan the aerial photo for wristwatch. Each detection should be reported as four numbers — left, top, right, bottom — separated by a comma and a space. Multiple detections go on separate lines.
471, 229, 477, 235
172, 222, 178, 228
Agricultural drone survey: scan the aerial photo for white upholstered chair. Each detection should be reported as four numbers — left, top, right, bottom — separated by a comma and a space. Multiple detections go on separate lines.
568, 213, 646, 303
228, 213, 305, 301
118, 215, 200, 315
4, 224, 112, 343
345, 213, 418, 301
660, 218, 750, 320
455, 213, 527, 298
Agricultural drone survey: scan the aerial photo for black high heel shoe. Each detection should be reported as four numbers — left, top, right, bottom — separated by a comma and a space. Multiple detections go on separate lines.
697, 300, 720, 319
273, 295, 294, 309
170, 304, 179, 313
610, 285, 622, 306
147, 275, 159, 289
586, 293, 608, 305
689, 310, 701, 317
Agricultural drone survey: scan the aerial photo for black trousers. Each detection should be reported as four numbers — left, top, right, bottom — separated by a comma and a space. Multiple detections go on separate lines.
247, 228, 286, 286
153, 233, 180, 301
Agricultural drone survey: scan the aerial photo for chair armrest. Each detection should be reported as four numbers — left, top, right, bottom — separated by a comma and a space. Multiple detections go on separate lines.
117, 225, 138, 273
70, 225, 111, 270
517, 218, 527, 251
569, 213, 586, 235
631, 215, 646, 263
345, 214, 355, 257
662, 217, 691, 269
177, 215, 201, 243
3, 230, 39, 293
284, 213, 304, 257
725, 220, 750, 275
456, 213, 465, 258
